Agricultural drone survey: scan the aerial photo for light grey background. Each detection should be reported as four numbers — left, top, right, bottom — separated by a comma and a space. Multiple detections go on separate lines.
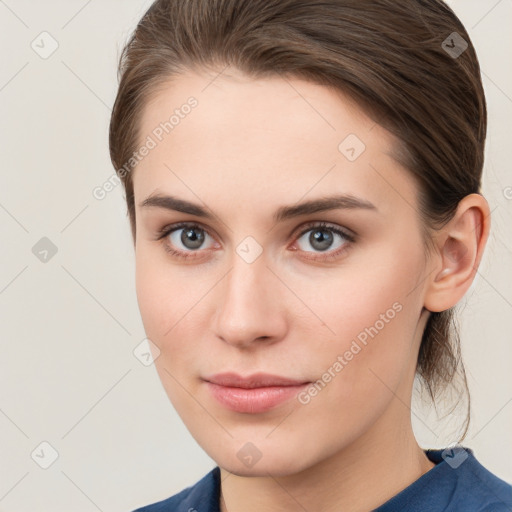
0, 1, 510, 511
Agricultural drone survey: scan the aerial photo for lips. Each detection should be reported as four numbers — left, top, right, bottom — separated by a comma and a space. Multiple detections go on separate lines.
202, 372, 310, 413
203, 372, 309, 388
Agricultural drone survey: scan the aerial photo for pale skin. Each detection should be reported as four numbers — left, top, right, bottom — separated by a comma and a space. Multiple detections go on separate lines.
131, 66, 490, 512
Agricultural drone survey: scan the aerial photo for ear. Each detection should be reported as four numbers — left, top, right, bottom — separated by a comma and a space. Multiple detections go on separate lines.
423, 193, 491, 313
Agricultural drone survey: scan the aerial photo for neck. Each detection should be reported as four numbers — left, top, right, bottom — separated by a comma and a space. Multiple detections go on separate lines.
219, 397, 435, 512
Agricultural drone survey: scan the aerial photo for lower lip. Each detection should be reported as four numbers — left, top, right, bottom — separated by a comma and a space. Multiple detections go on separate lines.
205, 381, 309, 414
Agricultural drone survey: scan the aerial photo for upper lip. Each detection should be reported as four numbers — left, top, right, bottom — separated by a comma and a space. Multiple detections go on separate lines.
203, 372, 309, 389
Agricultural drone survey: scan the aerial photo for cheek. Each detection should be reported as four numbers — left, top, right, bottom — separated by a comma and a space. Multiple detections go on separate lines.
135, 252, 165, 335
301, 240, 422, 343
302, 239, 425, 388
135, 246, 211, 365
134, 253, 204, 411
135, 247, 183, 343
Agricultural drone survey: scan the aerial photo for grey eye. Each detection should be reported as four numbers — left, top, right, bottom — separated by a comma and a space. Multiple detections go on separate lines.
296, 228, 348, 253
169, 226, 212, 251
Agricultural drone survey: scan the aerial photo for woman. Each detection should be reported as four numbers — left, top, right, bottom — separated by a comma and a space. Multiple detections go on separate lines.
109, 0, 512, 510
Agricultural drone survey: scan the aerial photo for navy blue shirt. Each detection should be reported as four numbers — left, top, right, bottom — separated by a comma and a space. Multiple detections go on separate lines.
132, 447, 512, 511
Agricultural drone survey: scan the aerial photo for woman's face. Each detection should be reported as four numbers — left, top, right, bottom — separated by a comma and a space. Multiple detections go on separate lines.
132, 67, 432, 476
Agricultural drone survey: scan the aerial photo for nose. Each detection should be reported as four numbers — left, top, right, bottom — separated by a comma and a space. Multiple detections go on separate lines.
212, 251, 288, 349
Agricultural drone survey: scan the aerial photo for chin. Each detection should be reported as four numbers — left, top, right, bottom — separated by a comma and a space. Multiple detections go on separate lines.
220, 457, 304, 478
206, 437, 323, 478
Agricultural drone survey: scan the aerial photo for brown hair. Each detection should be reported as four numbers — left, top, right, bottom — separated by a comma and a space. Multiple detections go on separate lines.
109, 0, 487, 441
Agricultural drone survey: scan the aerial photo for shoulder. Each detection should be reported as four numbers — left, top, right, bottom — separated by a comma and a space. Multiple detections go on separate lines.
429, 447, 512, 511
376, 447, 512, 512
131, 466, 221, 512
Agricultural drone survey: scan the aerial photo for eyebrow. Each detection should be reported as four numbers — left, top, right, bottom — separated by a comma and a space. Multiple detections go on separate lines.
138, 193, 377, 223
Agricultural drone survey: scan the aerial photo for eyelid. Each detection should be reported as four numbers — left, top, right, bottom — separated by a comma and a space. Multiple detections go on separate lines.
156, 221, 214, 241
156, 220, 356, 260
156, 221, 219, 250
291, 220, 356, 243
156, 221, 355, 244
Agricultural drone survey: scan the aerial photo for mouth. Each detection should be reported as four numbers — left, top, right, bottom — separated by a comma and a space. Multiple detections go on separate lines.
202, 372, 311, 414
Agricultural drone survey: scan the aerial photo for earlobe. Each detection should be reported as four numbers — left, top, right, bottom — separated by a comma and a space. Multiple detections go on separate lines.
424, 194, 490, 313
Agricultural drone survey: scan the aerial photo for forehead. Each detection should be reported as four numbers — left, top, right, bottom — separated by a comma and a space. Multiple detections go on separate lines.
138, 66, 383, 157
132, 67, 417, 219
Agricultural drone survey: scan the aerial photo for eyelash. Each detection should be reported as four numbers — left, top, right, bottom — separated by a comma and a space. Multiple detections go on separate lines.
155, 221, 356, 262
